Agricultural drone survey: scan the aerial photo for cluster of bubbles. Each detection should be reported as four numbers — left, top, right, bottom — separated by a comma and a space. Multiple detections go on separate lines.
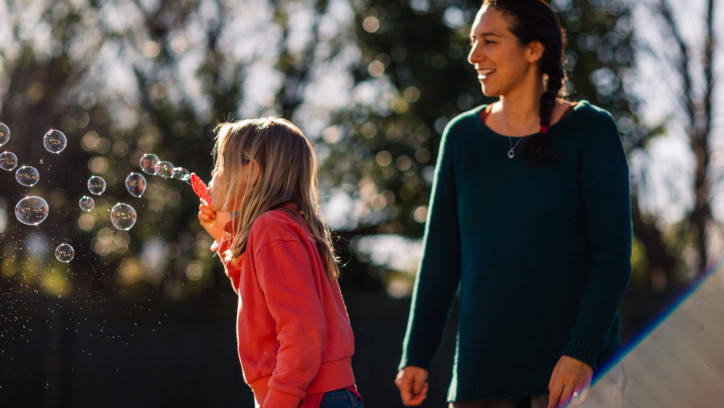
2, 123, 75, 262
139, 153, 191, 183
80, 173, 137, 231
2, 121, 199, 265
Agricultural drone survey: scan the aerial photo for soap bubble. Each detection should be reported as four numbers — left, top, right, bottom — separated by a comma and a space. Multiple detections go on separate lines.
156, 161, 174, 178
125, 172, 147, 198
55, 243, 75, 263
172, 167, 190, 182
87, 176, 107, 195
0, 151, 18, 171
110, 203, 137, 231
15, 196, 50, 226
43, 129, 67, 154
0, 122, 9, 146
79, 195, 95, 212
15, 165, 40, 187
140, 153, 159, 175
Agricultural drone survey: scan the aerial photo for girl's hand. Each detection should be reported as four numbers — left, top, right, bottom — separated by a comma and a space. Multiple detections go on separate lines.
197, 201, 229, 243
547, 355, 593, 408
395, 366, 429, 406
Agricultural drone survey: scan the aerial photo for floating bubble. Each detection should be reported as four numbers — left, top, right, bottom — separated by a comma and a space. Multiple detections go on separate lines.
140, 153, 159, 176
172, 167, 190, 183
0, 151, 18, 171
156, 161, 174, 178
79, 195, 95, 212
125, 172, 147, 198
55, 243, 75, 263
43, 129, 67, 154
15, 165, 40, 187
0, 122, 9, 146
15, 196, 50, 226
110, 202, 137, 231
87, 175, 107, 195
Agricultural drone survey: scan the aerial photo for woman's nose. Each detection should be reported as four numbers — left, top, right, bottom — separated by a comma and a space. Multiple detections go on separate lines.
468, 44, 482, 66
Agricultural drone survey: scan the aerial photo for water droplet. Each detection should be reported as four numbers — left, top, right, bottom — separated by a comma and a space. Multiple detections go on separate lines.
15, 196, 50, 226
15, 166, 40, 187
55, 243, 74, 263
87, 176, 107, 195
0, 122, 10, 146
172, 167, 190, 183
0, 151, 18, 171
156, 161, 174, 178
110, 203, 137, 231
139, 153, 159, 176
124, 172, 147, 198
78, 195, 95, 212
43, 129, 67, 154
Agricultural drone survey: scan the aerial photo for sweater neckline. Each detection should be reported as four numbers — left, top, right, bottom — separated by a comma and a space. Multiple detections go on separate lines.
474, 100, 589, 142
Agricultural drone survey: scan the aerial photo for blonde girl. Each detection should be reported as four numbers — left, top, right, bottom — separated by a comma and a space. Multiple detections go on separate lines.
198, 117, 362, 408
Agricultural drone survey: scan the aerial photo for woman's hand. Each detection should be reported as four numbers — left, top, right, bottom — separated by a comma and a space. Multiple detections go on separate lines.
395, 366, 429, 406
197, 201, 230, 243
547, 355, 593, 408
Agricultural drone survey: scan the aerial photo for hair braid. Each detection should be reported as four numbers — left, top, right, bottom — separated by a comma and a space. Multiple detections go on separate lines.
524, 60, 564, 166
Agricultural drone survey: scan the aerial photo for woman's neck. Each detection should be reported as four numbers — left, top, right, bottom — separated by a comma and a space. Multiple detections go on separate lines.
492, 79, 546, 134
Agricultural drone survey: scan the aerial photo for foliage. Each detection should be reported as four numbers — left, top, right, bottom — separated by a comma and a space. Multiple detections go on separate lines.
1, 0, 679, 301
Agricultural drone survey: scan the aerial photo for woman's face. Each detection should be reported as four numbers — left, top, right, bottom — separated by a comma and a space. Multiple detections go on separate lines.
467, 5, 541, 97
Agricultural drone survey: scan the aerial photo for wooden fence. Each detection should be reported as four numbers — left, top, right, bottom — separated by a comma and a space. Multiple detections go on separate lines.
0, 288, 680, 407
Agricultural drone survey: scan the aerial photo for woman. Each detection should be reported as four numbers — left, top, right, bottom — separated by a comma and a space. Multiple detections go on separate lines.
394, 1, 631, 407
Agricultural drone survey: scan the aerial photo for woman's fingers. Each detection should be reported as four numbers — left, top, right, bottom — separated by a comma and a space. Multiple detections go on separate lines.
547, 356, 593, 408
395, 367, 429, 406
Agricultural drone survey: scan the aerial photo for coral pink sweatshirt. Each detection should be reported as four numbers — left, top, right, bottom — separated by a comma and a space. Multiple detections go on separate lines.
216, 205, 356, 408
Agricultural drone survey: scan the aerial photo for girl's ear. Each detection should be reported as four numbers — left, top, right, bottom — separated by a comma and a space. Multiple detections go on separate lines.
526, 40, 544, 64
249, 159, 261, 186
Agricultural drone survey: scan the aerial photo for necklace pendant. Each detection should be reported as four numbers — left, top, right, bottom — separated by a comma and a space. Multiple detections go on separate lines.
507, 149, 515, 159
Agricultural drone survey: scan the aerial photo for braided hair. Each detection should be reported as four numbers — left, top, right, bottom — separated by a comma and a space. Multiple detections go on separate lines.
485, 0, 566, 166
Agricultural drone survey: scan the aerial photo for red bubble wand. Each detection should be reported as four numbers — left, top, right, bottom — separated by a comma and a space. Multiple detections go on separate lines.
190, 173, 212, 205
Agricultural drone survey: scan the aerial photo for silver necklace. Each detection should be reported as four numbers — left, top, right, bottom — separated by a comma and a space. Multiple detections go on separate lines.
507, 137, 523, 159
497, 113, 524, 159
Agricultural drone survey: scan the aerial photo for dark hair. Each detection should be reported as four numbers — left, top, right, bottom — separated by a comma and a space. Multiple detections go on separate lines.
485, 0, 566, 166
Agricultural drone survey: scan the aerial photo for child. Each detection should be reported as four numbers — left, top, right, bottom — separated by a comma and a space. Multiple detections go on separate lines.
197, 117, 362, 408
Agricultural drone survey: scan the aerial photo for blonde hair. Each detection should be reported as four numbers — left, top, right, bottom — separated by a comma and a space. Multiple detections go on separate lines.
212, 117, 339, 280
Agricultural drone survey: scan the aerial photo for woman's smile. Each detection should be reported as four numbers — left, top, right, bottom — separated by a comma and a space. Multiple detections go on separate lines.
477, 67, 496, 81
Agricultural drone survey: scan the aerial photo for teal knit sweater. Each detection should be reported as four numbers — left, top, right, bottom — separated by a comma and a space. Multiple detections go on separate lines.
399, 101, 632, 401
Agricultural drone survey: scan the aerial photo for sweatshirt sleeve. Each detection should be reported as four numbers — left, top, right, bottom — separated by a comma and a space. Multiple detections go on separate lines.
254, 233, 325, 408
399, 120, 463, 371
562, 111, 632, 369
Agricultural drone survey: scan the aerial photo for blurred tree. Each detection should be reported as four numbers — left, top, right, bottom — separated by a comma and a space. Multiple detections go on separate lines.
624, 0, 720, 290
3, 0, 695, 301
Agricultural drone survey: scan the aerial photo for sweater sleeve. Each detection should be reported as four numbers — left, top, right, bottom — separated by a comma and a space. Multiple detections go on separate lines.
399, 121, 463, 371
254, 234, 325, 408
562, 112, 632, 369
